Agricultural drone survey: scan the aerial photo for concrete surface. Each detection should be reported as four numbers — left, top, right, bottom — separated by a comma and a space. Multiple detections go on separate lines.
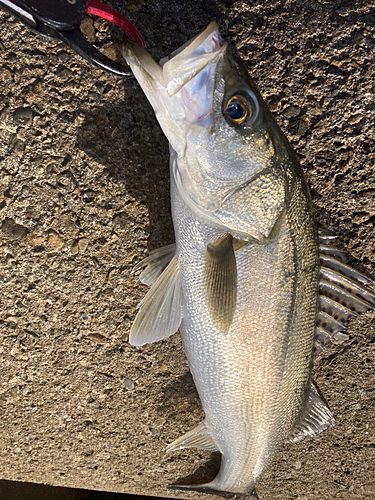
0, 1, 374, 499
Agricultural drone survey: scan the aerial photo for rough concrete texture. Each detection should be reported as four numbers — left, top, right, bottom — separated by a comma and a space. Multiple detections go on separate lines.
0, 1, 374, 499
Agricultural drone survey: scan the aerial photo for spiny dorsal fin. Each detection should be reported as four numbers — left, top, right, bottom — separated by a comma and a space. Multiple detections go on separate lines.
319, 295, 356, 324
166, 421, 219, 453
319, 243, 348, 262
286, 380, 335, 443
315, 241, 375, 350
320, 253, 372, 285
318, 234, 339, 245
129, 255, 182, 346
204, 234, 237, 334
321, 268, 375, 306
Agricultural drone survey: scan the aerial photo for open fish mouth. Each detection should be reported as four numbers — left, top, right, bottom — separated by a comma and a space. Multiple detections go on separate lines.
122, 22, 226, 134
122, 23, 236, 230
122, 26, 283, 240
160, 22, 226, 127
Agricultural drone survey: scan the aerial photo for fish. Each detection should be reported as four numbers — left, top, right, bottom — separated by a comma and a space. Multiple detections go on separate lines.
122, 22, 375, 499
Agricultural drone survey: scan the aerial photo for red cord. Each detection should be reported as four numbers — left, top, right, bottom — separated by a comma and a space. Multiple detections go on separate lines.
87, 0, 145, 47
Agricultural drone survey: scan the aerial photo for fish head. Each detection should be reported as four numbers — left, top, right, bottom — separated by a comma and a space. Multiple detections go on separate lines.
123, 23, 296, 241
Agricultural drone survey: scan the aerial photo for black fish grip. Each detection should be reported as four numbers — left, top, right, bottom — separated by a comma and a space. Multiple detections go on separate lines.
0, 0, 145, 76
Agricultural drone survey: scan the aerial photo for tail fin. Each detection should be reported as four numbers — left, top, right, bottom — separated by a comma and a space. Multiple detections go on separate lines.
167, 484, 259, 500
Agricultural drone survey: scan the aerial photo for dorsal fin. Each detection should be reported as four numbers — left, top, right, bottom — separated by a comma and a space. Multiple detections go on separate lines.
319, 243, 348, 262
316, 241, 375, 350
286, 380, 335, 443
320, 253, 372, 285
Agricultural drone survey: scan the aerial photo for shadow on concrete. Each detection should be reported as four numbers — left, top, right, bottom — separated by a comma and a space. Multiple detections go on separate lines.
0, 479, 177, 500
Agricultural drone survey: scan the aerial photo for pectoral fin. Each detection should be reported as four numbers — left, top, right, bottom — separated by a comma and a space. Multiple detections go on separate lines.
166, 421, 219, 452
204, 234, 237, 334
129, 255, 182, 346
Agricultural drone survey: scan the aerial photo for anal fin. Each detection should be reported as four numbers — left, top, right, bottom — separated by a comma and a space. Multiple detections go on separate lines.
286, 380, 335, 443
166, 421, 219, 453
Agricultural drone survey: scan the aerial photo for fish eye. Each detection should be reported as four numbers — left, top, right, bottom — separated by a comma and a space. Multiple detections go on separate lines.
223, 91, 259, 127
224, 95, 248, 125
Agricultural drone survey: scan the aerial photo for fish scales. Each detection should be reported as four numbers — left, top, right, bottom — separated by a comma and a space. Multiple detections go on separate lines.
122, 21, 373, 499
172, 157, 318, 492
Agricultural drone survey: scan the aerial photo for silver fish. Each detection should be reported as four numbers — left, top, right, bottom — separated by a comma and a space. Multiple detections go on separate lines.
122, 22, 375, 499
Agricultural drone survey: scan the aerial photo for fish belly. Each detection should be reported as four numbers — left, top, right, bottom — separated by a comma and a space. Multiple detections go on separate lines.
171, 181, 318, 493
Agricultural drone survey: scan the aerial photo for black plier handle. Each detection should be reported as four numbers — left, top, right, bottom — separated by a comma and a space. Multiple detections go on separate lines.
0, 0, 145, 76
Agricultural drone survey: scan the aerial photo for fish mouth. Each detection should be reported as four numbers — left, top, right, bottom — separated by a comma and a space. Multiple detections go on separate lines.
122, 23, 233, 227
122, 22, 226, 148
161, 21, 225, 98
